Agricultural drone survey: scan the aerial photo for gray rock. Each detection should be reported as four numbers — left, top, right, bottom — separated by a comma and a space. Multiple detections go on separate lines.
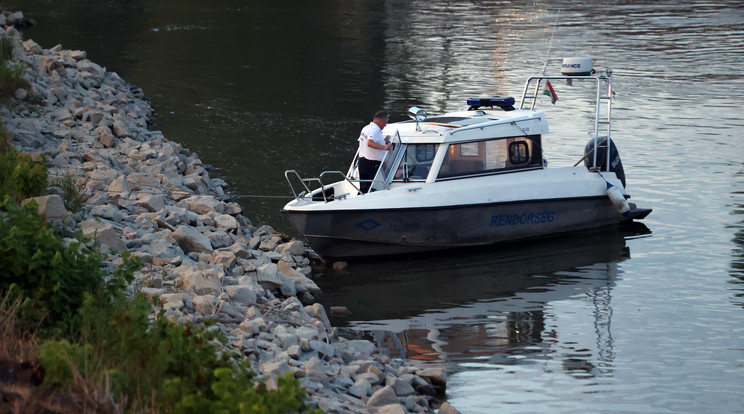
347, 340, 376, 358
377, 404, 407, 414
133, 215, 157, 232
438, 402, 460, 414
279, 239, 305, 256
309, 340, 334, 359
22, 39, 43, 54
14, 88, 27, 101
159, 293, 187, 310
112, 118, 130, 138
136, 194, 165, 212
356, 371, 382, 386
262, 360, 291, 379
367, 386, 398, 407
193, 294, 219, 315
99, 131, 116, 148
79, 219, 127, 253
139, 287, 165, 299
182, 195, 225, 214
210, 250, 237, 269
349, 378, 372, 398
205, 230, 233, 249
179, 265, 221, 295
389, 377, 415, 397
256, 263, 283, 289
304, 303, 332, 332
90, 204, 124, 222
145, 239, 184, 262
77, 60, 105, 77
304, 356, 330, 384
22, 195, 71, 224
416, 367, 447, 387
172, 225, 212, 253
227, 242, 253, 259
108, 176, 131, 197
223, 285, 257, 305
70, 50, 87, 61
214, 213, 238, 230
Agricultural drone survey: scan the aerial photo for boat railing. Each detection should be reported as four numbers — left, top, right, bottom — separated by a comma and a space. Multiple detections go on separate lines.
519, 73, 613, 173
285, 169, 375, 203
284, 169, 317, 200
319, 170, 362, 196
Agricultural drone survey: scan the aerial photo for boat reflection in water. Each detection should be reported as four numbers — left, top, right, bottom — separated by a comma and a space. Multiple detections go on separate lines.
317, 223, 650, 379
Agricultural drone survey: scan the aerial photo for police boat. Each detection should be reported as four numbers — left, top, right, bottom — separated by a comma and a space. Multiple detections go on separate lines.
282, 57, 652, 259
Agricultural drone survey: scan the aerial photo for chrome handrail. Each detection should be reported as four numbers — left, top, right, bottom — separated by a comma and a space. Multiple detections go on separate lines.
284, 170, 312, 200
320, 171, 361, 194
286, 169, 376, 203
519, 74, 613, 172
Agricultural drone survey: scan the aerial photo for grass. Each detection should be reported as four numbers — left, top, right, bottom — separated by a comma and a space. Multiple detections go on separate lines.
0, 35, 30, 99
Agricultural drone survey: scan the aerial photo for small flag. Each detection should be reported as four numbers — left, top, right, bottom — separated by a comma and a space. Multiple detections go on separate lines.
543, 81, 558, 105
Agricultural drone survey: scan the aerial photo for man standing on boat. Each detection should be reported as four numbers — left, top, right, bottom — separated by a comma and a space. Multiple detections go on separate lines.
357, 110, 392, 193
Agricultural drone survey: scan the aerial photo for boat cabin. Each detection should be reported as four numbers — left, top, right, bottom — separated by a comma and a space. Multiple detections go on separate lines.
358, 102, 549, 193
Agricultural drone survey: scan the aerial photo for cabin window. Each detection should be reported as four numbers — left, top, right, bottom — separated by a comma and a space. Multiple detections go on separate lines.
394, 144, 438, 181
437, 136, 540, 179
509, 141, 530, 164
460, 142, 480, 157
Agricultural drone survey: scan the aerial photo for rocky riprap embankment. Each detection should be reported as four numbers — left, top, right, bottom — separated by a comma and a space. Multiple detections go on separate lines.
0, 9, 459, 414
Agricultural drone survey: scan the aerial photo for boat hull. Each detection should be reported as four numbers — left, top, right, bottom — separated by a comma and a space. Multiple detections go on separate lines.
283, 196, 649, 258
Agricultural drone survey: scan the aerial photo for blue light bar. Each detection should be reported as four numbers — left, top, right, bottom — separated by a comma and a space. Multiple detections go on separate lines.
466, 96, 515, 111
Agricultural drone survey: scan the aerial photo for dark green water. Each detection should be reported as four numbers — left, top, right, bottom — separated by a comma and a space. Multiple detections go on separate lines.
11, 1, 744, 412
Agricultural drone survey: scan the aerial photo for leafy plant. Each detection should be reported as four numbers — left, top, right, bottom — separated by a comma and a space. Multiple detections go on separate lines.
50, 173, 87, 212
170, 369, 322, 414
0, 290, 40, 363
0, 197, 110, 333
0, 35, 30, 98
0, 121, 11, 155
39, 293, 319, 412
0, 140, 318, 411
0, 149, 47, 202
0, 36, 13, 62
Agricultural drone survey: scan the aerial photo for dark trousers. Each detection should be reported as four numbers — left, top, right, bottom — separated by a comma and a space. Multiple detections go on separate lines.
358, 157, 381, 193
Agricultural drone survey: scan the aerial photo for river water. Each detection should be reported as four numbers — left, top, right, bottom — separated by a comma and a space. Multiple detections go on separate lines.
11, 0, 744, 412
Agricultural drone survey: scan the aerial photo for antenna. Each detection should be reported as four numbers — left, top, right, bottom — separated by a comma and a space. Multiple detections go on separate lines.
542, 9, 561, 76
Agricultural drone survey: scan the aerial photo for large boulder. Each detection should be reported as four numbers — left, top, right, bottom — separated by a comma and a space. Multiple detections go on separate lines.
136, 194, 165, 212
181, 195, 226, 215
22, 195, 71, 225
79, 219, 126, 253
367, 386, 398, 407
172, 225, 212, 253
223, 285, 257, 305
178, 264, 221, 295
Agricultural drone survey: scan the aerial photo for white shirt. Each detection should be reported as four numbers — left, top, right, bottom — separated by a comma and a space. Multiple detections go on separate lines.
358, 122, 387, 161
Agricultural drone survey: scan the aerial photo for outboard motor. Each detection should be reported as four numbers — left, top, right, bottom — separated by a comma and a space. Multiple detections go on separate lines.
584, 138, 626, 188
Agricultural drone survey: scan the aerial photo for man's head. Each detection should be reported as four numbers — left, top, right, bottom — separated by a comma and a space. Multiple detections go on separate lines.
373, 110, 389, 129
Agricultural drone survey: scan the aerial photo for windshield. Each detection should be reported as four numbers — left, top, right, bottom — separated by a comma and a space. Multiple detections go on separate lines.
377, 130, 403, 187
393, 143, 438, 182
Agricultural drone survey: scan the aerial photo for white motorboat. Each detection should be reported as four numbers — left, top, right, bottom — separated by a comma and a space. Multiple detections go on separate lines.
282, 58, 651, 259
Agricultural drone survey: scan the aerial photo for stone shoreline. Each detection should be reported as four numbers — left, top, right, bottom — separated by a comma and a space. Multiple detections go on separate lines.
0, 10, 458, 414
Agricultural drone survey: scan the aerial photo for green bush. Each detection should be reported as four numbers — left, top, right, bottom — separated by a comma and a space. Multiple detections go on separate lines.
39, 293, 320, 412
172, 369, 320, 414
0, 197, 135, 333
0, 134, 318, 411
0, 149, 47, 202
